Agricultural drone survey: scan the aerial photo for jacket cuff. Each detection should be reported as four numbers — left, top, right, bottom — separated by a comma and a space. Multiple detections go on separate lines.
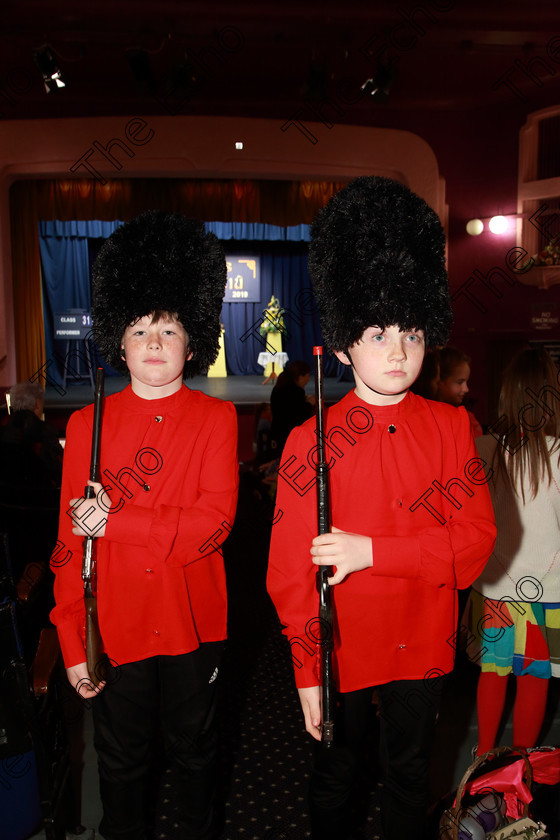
104, 503, 154, 546
372, 535, 455, 587
292, 643, 321, 689
55, 618, 86, 669
371, 536, 420, 578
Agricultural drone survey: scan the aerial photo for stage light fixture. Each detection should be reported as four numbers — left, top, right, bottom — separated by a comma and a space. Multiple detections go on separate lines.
33, 46, 66, 92
361, 62, 396, 103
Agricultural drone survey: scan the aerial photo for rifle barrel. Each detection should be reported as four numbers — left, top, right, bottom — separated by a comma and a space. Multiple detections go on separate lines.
82, 367, 104, 588
313, 346, 335, 747
81, 367, 105, 686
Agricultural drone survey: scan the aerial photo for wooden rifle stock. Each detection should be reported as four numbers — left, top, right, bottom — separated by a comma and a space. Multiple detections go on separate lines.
313, 346, 335, 747
82, 368, 105, 686
85, 591, 103, 683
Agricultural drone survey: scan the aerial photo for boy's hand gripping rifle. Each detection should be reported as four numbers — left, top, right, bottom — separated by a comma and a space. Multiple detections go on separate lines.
313, 346, 335, 747
82, 367, 105, 686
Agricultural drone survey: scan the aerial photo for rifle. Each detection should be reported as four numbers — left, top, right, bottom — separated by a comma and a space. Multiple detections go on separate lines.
82, 367, 105, 687
313, 346, 335, 747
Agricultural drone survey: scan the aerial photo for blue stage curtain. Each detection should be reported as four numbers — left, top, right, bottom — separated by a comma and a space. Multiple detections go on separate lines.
38, 220, 343, 380
206, 222, 310, 242
39, 221, 124, 385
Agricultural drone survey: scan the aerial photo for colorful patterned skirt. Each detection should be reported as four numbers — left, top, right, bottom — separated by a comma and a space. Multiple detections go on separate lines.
464, 589, 560, 679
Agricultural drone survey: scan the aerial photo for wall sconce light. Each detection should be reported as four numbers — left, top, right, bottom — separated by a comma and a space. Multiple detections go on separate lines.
466, 213, 519, 236
466, 219, 484, 236
488, 215, 510, 235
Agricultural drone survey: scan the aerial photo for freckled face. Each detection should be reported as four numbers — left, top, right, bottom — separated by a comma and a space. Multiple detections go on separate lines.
437, 362, 470, 406
335, 324, 426, 406
121, 313, 192, 399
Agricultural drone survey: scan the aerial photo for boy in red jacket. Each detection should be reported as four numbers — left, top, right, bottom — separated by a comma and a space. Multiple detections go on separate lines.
267, 177, 496, 840
51, 212, 238, 840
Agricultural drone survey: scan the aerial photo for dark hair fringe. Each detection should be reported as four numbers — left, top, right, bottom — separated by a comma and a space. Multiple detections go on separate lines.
308, 176, 453, 351
91, 211, 226, 378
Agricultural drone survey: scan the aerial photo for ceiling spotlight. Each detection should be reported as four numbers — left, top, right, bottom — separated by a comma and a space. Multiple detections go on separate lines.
33, 46, 66, 93
361, 62, 397, 103
235, 141, 243, 150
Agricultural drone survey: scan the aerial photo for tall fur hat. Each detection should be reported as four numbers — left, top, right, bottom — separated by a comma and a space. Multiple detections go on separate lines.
91, 211, 226, 377
308, 176, 452, 350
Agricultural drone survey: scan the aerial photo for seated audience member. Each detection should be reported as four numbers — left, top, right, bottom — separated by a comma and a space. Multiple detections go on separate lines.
0, 380, 62, 603
1, 380, 63, 494
270, 360, 315, 455
436, 346, 483, 436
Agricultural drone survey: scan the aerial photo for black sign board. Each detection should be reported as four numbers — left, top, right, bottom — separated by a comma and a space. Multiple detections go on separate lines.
54, 310, 93, 340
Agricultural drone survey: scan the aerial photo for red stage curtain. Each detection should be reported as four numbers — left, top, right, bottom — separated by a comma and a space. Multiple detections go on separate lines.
10, 182, 45, 381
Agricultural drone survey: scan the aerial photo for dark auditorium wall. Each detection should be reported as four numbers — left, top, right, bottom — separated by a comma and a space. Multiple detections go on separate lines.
376, 104, 560, 426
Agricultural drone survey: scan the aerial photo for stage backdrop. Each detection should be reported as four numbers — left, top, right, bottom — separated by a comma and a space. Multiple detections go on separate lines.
38, 220, 344, 383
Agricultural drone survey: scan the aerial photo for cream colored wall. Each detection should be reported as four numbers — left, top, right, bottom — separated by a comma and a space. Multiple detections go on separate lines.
0, 115, 445, 386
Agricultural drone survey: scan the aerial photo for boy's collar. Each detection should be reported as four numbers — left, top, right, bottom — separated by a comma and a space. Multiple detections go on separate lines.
345, 388, 417, 418
119, 383, 190, 413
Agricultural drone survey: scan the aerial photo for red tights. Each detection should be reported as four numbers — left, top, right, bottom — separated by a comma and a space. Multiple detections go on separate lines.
476, 671, 549, 756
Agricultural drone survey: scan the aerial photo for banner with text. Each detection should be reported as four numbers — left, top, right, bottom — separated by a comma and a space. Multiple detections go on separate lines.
225, 257, 260, 302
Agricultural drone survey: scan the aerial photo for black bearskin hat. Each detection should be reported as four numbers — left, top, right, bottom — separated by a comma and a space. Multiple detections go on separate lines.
91, 211, 226, 377
308, 176, 452, 351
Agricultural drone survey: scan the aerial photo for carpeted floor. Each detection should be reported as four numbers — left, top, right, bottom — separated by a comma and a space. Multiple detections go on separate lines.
152, 469, 385, 840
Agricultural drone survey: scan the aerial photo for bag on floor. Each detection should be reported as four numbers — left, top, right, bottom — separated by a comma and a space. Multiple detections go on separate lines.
439, 746, 550, 840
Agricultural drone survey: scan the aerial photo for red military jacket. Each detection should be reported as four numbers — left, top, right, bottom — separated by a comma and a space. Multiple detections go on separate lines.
51, 384, 238, 669
267, 390, 496, 693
